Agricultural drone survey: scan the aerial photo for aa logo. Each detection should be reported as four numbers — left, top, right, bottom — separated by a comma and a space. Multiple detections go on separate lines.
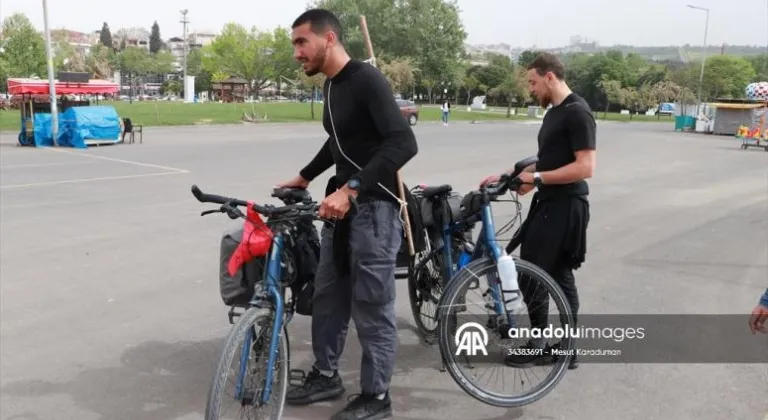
454, 322, 488, 356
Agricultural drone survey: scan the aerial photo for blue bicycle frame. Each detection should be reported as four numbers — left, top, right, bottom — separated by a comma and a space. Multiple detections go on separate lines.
234, 231, 286, 405
435, 194, 517, 329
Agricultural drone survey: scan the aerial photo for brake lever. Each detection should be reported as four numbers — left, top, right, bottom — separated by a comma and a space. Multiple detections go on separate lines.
200, 208, 223, 216
220, 203, 245, 220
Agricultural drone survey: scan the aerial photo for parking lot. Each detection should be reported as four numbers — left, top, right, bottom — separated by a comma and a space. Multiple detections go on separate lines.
1, 120, 766, 420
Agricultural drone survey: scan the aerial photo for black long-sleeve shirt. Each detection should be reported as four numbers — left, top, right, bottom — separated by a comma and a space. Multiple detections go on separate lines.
299, 60, 418, 203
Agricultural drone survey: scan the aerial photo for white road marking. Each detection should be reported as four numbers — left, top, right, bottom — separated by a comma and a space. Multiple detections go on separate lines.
43, 146, 189, 173
0, 171, 188, 189
0, 161, 95, 169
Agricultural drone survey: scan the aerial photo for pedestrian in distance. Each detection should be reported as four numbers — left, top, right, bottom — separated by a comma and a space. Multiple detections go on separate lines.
480, 52, 596, 370
277, 8, 418, 420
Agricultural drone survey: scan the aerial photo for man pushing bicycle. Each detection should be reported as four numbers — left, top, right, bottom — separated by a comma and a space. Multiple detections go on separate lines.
276, 8, 418, 420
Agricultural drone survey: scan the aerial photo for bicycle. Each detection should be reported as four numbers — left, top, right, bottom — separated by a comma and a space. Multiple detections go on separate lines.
408, 156, 576, 408
190, 184, 352, 420
407, 157, 532, 344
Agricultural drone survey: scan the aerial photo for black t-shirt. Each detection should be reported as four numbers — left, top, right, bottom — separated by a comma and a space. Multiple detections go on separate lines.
299, 60, 418, 203
536, 92, 596, 197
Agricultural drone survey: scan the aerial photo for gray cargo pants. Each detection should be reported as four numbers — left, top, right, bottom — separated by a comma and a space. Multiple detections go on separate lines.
311, 199, 403, 395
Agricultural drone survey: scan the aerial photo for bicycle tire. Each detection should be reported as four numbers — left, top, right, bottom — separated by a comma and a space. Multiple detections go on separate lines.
436, 257, 574, 408
205, 307, 289, 420
407, 251, 443, 344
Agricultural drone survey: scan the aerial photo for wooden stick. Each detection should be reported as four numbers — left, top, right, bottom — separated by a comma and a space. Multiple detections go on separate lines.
359, 15, 416, 257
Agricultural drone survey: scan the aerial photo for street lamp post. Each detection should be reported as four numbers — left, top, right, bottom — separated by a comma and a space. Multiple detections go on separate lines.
42, 0, 58, 144
180, 9, 190, 101
687, 4, 709, 117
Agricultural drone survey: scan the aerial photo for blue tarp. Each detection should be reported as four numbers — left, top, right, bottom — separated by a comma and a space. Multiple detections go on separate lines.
58, 106, 121, 148
26, 106, 121, 148
32, 113, 59, 147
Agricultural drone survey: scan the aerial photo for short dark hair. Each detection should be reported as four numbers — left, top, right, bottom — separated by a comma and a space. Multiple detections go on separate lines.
527, 52, 566, 80
292, 8, 343, 43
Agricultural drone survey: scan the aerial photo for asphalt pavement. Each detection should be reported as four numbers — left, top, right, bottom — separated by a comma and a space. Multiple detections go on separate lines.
1, 119, 766, 420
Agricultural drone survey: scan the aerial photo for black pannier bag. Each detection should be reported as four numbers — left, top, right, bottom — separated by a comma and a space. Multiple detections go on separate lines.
395, 184, 428, 271
218, 220, 321, 315
218, 225, 266, 307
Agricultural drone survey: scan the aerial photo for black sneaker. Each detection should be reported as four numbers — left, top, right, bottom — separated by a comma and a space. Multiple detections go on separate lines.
285, 366, 345, 406
330, 392, 392, 420
504, 340, 554, 367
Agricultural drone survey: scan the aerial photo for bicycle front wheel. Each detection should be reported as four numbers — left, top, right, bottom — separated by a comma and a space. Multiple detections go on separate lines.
205, 307, 289, 420
437, 257, 574, 408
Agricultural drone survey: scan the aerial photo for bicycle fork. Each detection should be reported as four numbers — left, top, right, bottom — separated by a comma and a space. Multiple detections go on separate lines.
234, 235, 286, 406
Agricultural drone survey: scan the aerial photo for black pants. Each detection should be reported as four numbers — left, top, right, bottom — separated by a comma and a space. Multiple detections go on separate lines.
511, 193, 589, 333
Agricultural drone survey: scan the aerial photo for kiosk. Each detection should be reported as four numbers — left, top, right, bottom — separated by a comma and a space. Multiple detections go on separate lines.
7, 75, 120, 148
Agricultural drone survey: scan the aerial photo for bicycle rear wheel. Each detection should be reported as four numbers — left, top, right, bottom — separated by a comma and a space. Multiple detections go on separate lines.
437, 257, 574, 408
205, 307, 289, 420
407, 250, 444, 344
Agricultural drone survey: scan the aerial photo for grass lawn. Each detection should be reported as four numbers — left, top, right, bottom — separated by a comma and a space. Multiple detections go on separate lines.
0, 100, 674, 132
0, 101, 517, 131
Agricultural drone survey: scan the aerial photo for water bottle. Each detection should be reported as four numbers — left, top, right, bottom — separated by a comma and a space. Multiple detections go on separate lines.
496, 253, 522, 313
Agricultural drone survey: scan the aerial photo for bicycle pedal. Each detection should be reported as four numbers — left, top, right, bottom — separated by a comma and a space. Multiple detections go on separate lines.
289, 369, 306, 386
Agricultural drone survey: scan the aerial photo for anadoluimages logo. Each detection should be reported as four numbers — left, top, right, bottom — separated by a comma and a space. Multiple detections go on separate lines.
454, 321, 488, 356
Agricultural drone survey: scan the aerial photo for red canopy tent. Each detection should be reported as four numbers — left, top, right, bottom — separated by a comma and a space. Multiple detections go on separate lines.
7, 77, 119, 95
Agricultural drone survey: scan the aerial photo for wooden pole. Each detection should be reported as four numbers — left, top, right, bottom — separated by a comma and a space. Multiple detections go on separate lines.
359, 15, 416, 257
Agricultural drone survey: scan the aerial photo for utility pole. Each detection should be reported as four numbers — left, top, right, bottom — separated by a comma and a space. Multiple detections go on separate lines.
42, 0, 58, 145
180, 9, 190, 100
687, 4, 709, 116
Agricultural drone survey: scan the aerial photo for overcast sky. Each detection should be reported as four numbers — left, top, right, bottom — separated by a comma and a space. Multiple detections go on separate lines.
1, 0, 763, 48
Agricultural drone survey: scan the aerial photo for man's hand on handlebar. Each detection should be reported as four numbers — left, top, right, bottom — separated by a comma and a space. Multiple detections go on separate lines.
480, 172, 535, 196
479, 174, 501, 188
515, 172, 536, 195
275, 175, 309, 189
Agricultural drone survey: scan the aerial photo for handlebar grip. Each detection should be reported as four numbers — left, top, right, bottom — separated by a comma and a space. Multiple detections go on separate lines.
191, 185, 246, 206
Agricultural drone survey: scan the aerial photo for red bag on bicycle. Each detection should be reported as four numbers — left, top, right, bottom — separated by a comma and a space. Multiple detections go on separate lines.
227, 202, 273, 277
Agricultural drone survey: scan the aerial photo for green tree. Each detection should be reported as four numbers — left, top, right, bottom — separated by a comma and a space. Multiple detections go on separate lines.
186, 48, 203, 76
270, 26, 298, 95
488, 71, 525, 117
52, 31, 80, 72
0, 13, 46, 87
746, 54, 768, 82
309, 0, 467, 94
195, 70, 212, 96
700, 55, 755, 99
463, 75, 478, 105
203, 23, 275, 96
469, 65, 508, 97
297, 70, 325, 119
86, 44, 115, 79
161, 79, 182, 95
598, 77, 623, 117
380, 57, 417, 97
517, 50, 542, 67
100, 22, 113, 49
149, 21, 163, 53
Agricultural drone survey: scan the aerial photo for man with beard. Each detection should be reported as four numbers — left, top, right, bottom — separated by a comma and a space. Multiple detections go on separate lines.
278, 8, 417, 420
480, 52, 596, 370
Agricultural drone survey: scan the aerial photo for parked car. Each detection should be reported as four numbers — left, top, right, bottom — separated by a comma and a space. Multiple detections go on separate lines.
397, 99, 419, 125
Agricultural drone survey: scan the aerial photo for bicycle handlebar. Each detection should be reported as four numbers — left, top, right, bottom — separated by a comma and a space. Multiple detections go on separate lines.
191, 184, 320, 217
191, 184, 358, 223
481, 174, 525, 198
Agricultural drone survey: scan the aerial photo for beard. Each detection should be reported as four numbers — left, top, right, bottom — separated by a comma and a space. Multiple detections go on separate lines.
302, 48, 327, 76
537, 92, 552, 108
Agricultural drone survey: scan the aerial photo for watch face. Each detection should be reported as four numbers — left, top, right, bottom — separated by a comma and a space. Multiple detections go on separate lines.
348, 178, 360, 189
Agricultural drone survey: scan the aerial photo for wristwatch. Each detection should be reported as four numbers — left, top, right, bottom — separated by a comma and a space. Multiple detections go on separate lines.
533, 172, 543, 187
347, 177, 361, 191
